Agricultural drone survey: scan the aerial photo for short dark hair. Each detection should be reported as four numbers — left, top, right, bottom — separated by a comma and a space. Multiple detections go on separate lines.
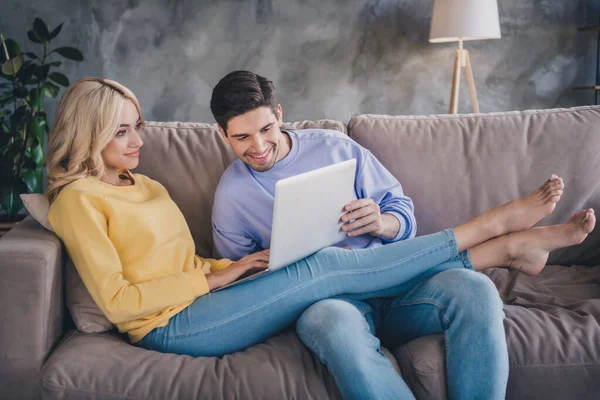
210, 70, 278, 135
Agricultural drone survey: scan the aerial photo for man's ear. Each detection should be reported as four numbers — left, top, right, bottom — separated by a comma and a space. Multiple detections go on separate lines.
276, 104, 283, 126
218, 125, 230, 144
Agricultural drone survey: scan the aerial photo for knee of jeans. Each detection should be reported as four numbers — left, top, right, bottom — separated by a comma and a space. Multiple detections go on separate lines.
296, 299, 370, 345
436, 269, 504, 315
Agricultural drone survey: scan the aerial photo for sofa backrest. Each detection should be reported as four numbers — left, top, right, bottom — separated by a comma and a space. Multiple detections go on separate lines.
136, 120, 347, 257
349, 106, 600, 266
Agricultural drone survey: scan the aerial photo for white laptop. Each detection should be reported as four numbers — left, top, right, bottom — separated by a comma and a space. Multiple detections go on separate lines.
212, 158, 357, 292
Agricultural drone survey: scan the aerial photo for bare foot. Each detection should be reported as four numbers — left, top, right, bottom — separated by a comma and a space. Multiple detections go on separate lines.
507, 209, 596, 276
481, 174, 564, 237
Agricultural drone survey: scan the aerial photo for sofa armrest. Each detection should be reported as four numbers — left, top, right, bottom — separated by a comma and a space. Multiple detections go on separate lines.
0, 217, 65, 400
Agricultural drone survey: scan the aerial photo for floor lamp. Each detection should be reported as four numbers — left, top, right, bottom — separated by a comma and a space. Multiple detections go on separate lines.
429, 0, 501, 114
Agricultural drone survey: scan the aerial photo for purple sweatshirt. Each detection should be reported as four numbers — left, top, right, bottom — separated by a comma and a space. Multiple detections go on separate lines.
212, 129, 416, 260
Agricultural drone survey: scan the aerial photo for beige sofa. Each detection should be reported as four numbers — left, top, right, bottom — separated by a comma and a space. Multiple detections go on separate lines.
1, 106, 599, 399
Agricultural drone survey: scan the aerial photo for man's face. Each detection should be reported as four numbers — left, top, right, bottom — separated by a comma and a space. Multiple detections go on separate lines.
221, 105, 287, 172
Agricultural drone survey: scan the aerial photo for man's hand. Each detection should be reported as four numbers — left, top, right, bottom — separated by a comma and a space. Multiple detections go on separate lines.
341, 199, 400, 240
206, 249, 270, 290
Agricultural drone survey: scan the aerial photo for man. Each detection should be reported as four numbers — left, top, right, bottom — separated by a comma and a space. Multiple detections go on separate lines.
210, 70, 507, 400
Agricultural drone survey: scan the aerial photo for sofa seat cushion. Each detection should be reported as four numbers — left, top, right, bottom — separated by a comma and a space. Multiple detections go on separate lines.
394, 265, 600, 400
41, 328, 340, 400
41, 328, 401, 400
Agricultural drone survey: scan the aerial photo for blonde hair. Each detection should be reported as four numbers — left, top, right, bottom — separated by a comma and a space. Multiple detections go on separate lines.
45, 77, 144, 203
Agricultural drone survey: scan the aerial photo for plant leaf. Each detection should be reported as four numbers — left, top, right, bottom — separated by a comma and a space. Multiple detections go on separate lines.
2, 39, 21, 61
35, 110, 48, 122
15, 189, 25, 214
47, 60, 62, 67
10, 105, 28, 125
33, 18, 51, 43
0, 185, 14, 214
1, 56, 23, 75
26, 117, 45, 143
27, 30, 42, 44
3, 143, 21, 163
32, 143, 44, 166
16, 62, 35, 82
21, 169, 38, 193
42, 81, 60, 98
23, 52, 39, 60
49, 22, 64, 39
53, 47, 84, 61
12, 86, 28, 99
49, 71, 69, 87
29, 87, 45, 111
6, 181, 27, 216
33, 64, 50, 81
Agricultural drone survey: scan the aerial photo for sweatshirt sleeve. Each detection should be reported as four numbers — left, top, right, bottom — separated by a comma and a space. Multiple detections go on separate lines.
356, 151, 417, 242
198, 257, 233, 274
49, 189, 210, 324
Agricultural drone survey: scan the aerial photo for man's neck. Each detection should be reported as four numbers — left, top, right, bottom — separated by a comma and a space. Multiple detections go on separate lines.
275, 131, 293, 163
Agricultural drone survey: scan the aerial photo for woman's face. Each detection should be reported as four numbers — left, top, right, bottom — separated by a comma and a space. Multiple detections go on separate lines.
101, 99, 144, 174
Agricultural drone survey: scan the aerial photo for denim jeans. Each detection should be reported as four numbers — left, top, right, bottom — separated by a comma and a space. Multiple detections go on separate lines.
296, 268, 508, 400
137, 229, 473, 360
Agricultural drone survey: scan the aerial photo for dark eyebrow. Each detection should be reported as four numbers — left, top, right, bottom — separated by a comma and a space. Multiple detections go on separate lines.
230, 122, 273, 138
119, 118, 141, 128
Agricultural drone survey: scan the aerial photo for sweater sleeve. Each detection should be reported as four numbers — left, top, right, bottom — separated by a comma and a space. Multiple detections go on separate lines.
356, 151, 417, 242
49, 189, 210, 324
199, 257, 233, 274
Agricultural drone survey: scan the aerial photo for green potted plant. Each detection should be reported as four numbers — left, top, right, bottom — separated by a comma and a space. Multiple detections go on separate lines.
0, 18, 83, 232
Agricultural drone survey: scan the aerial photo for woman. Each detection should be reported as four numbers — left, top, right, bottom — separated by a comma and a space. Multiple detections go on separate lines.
47, 77, 595, 360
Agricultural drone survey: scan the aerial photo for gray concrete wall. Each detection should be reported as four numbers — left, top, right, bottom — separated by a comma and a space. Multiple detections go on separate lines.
1, 0, 599, 123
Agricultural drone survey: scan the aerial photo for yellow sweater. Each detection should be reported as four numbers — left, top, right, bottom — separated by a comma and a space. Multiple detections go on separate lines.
48, 173, 232, 343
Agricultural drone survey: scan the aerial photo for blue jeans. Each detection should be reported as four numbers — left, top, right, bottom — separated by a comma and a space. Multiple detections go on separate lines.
137, 230, 473, 359
296, 270, 508, 400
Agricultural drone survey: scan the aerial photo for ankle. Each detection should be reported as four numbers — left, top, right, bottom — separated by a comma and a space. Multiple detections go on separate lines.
503, 234, 519, 268
478, 211, 504, 238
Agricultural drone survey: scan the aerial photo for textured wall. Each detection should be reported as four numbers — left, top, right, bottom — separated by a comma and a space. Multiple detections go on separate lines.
1, 0, 599, 123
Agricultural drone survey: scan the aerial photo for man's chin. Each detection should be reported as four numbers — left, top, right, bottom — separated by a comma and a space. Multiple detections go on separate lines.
245, 157, 276, 172
248, 162, 275, 172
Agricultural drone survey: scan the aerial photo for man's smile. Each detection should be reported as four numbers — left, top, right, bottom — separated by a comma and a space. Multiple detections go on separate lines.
246, 147, 273, 163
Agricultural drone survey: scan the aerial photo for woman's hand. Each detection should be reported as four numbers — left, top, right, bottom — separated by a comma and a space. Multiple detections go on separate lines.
206, 249, 270, 290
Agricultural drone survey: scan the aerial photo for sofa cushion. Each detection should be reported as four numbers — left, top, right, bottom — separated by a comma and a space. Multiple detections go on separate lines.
41, 328, 400, 400
15, 209, 115, 333
394, 265, 600, 400
348, 106, 600, 267
20, 194, 53, 232
136, 119, 347, 258
65, 258, 114, 333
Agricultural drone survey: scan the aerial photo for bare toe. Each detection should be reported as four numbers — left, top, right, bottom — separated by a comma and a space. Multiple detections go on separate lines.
507, 208, 594, 277
582, 209, 596, 233
495, 175, 564, 235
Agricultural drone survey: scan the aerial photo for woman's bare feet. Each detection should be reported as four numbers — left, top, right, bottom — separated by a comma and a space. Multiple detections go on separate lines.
480, 174, 564, 238
506, 209, 596, 276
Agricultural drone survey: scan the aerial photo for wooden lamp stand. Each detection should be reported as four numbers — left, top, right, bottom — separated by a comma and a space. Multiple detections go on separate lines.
449, 39, 480, 114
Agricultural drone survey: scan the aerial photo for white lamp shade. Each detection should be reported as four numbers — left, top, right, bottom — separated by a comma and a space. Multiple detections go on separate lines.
429, 0, 501, 43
